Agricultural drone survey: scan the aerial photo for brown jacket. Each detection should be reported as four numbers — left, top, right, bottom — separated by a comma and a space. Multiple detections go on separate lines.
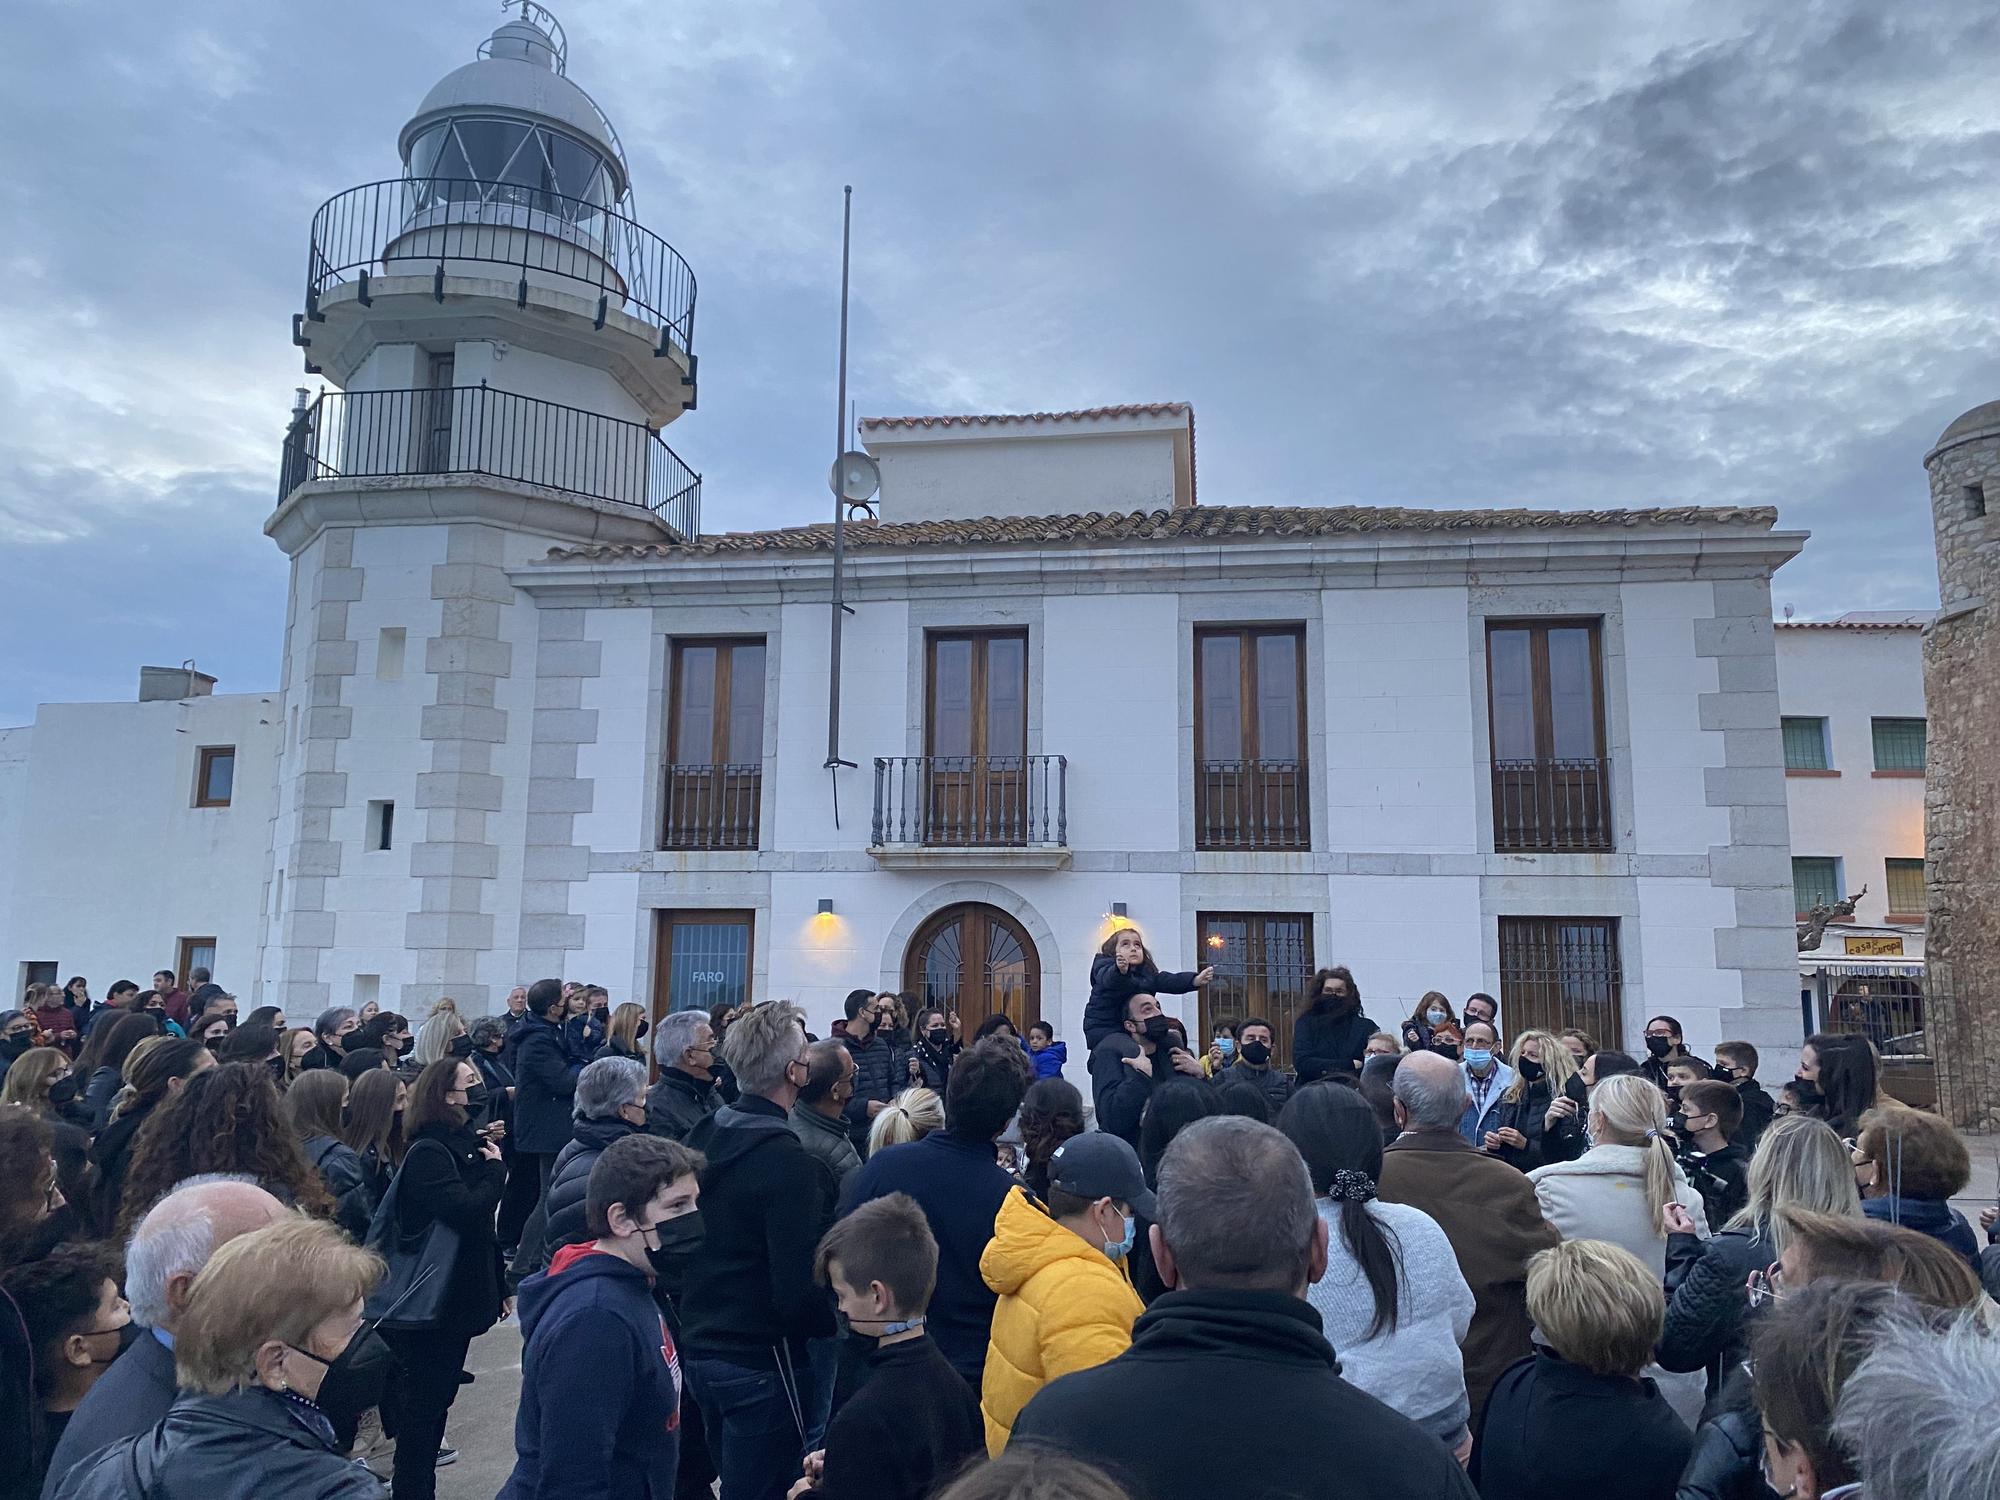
1378, 1127, 1559, 1422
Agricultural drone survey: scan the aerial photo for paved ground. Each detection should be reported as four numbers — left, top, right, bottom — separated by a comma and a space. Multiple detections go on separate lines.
427, 1129, 2000, 1498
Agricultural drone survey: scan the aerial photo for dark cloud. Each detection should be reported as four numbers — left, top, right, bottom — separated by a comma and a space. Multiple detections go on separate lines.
3, 0, 1995, 722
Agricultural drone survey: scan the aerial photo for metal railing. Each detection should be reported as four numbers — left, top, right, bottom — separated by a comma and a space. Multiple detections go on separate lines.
660, 764, 761, 851
1195, 760, 1309, 851
872, 756, 1068, 848
1498, 918, 1624, 1043
278, 384, 699, 539
305, 177, 696, 359
1492, 757, 1614, 852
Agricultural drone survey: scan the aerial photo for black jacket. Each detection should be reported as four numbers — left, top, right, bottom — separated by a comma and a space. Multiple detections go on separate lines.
681, 1097, 836, 1364
542, 1116, 642, 1258
1675, 1369, 1769, 1500
1011, 1288, 1474, 1500
81, 1068, 123, 1134
1216, 1058, 1294, 1113
41, 1326, 176, 1498
1688, 1141, 1750, 1231
1732, 1080, 1775, 1153
839, 1031, 907, 1148
302, 1133, 376, 1241
1088, 1034, 1183, 1150
512, 1015, 584, 1155
810, 1335, 981, 1500
85, 1101, 154, 1237
49, 1388, 379, 1500
394, 1123, 507, 1335
1484, 1078, 1552, 1171
1541, 1074, 1591, 1165
1473, 1349, 1692, 1500
1293, 1001, 1378, 1083
645, 1066, 720, 1142
1659, 1227, 1769, 1401
1083, 954, 1202, 1050
910, 1036, 958, 1092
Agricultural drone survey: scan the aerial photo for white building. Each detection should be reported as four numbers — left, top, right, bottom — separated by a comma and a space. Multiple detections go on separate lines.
1776, 612, 1932, 1066
0, 9, 1818, 1077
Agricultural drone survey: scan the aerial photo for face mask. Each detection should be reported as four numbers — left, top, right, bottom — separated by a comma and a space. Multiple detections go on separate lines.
1240, 1040, 1271, 1067
1563, 1074, 1590, 1107
0, 1035, 28, 1061
1791, 1078, 1825, 1110
1432, 1043, 1460, 1063
1425, 1008, 1447, 1026
1103, 1211, 1137, 1262
1141, 1015, 1173, 1047
1214, 1037, 1236, 1060
646, 1211, 705, 1286
463, 1084, 490, 1131
1645, 1035, 1674, 1059
635, 1021, 649, 1042
1463, 1048, 1493, 1071
287, 1323, 390, 1427
115, 1321, 145, 1358
48, 1075, 79, 1107
205, 1036, 225, 1054
925, 1027, 948, 1047
1517, 1056, 1543, 1083
1668, 1111, 1689, 1136
449, 1034, 474, 1058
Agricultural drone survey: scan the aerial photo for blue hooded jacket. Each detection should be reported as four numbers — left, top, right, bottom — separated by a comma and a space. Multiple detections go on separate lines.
500, 1244, 680, 1500
1030, 1039, 1068, 1079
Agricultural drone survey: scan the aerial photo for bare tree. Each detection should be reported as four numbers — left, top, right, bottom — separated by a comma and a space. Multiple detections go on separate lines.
1797, 885, 1868, 952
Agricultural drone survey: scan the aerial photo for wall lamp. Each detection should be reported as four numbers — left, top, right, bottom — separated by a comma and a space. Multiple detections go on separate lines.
817, 899, 835, 916
1110, 902, 1128, 919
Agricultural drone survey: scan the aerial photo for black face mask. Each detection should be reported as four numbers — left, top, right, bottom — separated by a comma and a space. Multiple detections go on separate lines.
291, 1323, 394, 1430
48, 1074, 80, 1107
1517, 1056, 1544, 1084
1141, 1015, 1174, 1048
646, 1211, 705, 1291
1563, 1074, 1590, 1107
463, 1084, 490, 1131
1791, 1078, 1826, 1111
115, 1321, 145, 1358
1645, 1035, 1674, 1059
1668, 1110, 1689, 1137
449, 1034, 475, 1058
0, 1035, 29, 1062
635, 1021, 649, 1043
1240, 1040, 1272, 1067
925, 1028, 949, 1048
1431, 1042, 1460, 1063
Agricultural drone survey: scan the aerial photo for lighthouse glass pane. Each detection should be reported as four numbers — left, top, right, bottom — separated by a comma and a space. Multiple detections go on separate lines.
419, 126, 477, 203
407, 123, 447, 182
455, 118, 532, 190
548, 133, 613, 212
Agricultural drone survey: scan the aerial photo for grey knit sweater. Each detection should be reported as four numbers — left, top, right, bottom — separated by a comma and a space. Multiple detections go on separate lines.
1305, 1198, 1475, 1440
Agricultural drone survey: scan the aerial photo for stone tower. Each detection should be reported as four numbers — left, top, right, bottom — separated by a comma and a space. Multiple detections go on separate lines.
1921, 402, 2000, 1126
258, 3, 698, 1014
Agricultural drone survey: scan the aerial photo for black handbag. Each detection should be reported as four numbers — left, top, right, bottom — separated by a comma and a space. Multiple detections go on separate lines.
363, 1139, 460, 1332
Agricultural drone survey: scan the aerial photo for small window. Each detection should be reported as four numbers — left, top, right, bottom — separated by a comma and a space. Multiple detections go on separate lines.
353, 974, 380, 1011
21, 961, 58, 991
1793, 857, 1841, 916
1884, 859, 1927, 917
1967, 482, 1988, 519
1781, 716, 1830, 771
195, 747, 236, 807
1871, 717, 1926, 773
377, 627, 406, 681
366, 800, 395, 852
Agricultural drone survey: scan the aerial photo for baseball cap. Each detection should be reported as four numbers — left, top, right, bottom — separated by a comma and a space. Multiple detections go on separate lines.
1048, 1131, 1157, 1219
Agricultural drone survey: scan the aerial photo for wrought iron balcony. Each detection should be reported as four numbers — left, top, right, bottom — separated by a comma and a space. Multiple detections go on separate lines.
305, 178, 696, 359
660, 764, 761, 852
278, 384, 699, 539
873, 756, 1068, 851
1492, 757, 1614, 853
1195, 760, 1309, 852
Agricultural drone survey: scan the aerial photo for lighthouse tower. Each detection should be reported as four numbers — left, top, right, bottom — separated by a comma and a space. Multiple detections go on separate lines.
261, 3, 699, 1014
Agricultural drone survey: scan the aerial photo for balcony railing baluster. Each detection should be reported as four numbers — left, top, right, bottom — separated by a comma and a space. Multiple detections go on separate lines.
872, 756, 1068, 849
278, 385, 699, 539
1194, 760, 1308, 852
660, 763, 761, 851
1491, 757, 1613, 852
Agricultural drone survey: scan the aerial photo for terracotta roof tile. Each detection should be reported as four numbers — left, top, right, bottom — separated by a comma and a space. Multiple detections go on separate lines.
547, 501, 1781, 563
859, 403, 1190, 430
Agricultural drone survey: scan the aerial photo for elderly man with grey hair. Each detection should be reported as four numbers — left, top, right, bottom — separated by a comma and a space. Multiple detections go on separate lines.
40, 1176, 285, 1495
1377, 1049, 1559, 1420
538, 1055, 650, 1262
1832, 1309, 2000, 1500
646, 1007, 722, 1142
1012, 1116, 1476, 1498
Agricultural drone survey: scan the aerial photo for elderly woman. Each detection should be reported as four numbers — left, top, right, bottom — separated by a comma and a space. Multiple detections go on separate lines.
540, 1056, 649, 1262
49, 1215, 383, 1499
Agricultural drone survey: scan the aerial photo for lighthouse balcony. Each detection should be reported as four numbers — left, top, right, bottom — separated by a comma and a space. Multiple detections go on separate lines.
298, 178, 697, 421
277, 383, 700, 541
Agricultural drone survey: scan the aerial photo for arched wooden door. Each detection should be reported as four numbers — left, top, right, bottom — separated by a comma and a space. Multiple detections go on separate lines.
903, 903, 1041, 1036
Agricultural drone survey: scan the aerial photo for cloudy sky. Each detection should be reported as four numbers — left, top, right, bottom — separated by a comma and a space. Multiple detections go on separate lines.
3, 1, 1997, 725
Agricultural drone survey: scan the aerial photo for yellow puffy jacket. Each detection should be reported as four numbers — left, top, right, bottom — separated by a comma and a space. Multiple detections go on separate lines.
978, 1185, 1146, 1455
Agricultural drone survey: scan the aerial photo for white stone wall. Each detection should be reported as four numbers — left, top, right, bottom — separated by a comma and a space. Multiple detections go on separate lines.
0, 693, 278, 996
1777, 624, 1928, 939
868, 430, 1181, 524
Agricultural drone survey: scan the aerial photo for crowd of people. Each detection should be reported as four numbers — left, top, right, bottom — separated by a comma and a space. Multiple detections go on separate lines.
2, 937, 1997, 1500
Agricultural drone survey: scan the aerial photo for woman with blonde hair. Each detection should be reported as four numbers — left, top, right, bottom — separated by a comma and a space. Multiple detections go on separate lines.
410, 1009, 466, 1070
1658, 1112, 1859, 1400
1529, 1074, 1707, 1274
1483, 1030, 1577, 1171
867, 1086, 944, 1155
49, 1216, 385, 1500
603, 1002, 649, 1062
